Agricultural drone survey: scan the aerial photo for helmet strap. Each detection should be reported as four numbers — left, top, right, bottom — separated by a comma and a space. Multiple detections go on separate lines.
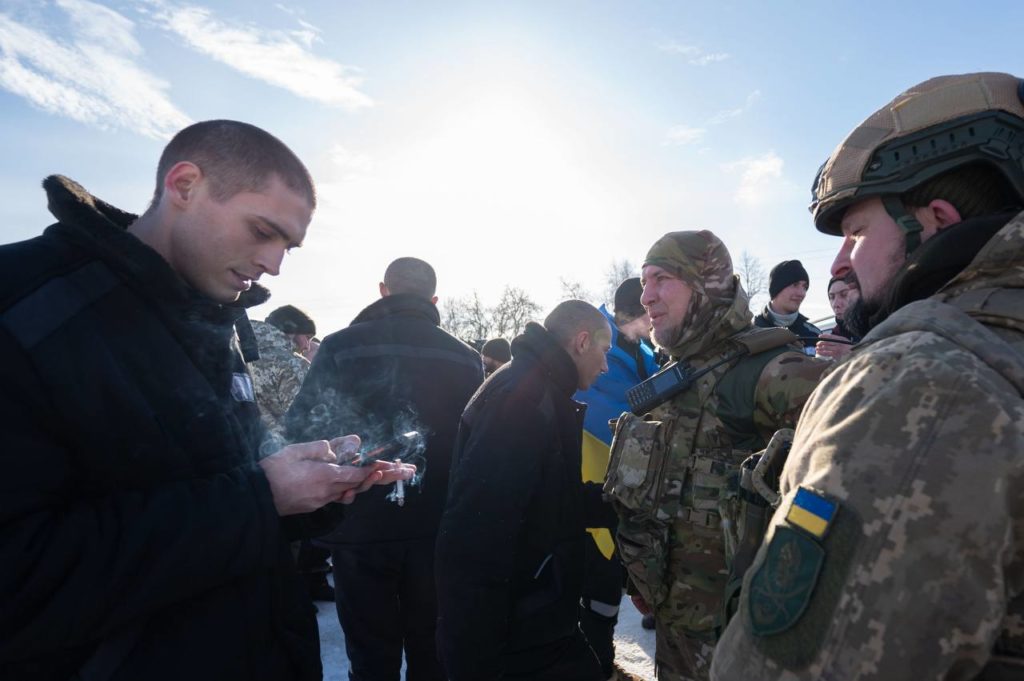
881, 195, 924, 256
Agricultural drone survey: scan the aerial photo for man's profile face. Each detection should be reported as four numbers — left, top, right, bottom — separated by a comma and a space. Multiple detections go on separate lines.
575, 325, 611, 390
168, 173, 312, 304
831, 197, 905, 310
640, 264, 693, 349
482, 355, 506, 375
771, 281, 808, 315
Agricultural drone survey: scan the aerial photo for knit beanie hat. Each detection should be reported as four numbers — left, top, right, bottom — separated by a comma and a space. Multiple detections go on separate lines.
480, 337, 511, 362
769, 260, 810, 299
613, 277, 646, 322
266, 305, 316, 336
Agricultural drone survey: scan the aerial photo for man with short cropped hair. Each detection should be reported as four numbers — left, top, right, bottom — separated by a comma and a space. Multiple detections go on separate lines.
287, 256, 483, 681
0, 120, 413, 680
437, 300, 617, 681
713, 72, 1024, 681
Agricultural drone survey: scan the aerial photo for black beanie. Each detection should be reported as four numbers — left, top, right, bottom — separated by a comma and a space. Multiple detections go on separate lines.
266, 305, 316, 336
481, 338, 511, 362
613, 277, 645, 321
769, 260, 810, 299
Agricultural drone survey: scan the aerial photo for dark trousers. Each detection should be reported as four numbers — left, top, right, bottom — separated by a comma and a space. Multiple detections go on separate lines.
580, 539, 624, 678
332, 538, 445, 681
504, 629, 604, 681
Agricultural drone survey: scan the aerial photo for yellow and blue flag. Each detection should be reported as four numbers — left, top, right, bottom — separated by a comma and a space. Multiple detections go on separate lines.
785, 487, 837, 539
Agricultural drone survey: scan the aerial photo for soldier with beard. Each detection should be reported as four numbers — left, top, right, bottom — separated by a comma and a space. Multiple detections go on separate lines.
603, 231, 826, 681
713, 72, 1024, 680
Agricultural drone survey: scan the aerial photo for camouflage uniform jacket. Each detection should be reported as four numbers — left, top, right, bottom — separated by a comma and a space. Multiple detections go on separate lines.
249, 320, 310, 440
609, 290, 827, 639
712, 212, 1024, 680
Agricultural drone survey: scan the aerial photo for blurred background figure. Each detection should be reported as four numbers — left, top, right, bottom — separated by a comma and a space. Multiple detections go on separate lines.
815, 275, 861, 360
250, 304, 316, 438
754, 260, 821, 353
481, 337, 512, 375
574, 277, 658, 681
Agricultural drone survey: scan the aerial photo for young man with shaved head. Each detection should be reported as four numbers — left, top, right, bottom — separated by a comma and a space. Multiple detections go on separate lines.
436, 300, 617, 681
0, 120, 413, 680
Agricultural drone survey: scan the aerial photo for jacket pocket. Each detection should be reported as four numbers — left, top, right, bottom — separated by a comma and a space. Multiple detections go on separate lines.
603, 412, 675, 520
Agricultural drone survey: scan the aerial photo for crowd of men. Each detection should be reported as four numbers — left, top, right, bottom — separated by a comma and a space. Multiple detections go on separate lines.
0, 70, 1021, 681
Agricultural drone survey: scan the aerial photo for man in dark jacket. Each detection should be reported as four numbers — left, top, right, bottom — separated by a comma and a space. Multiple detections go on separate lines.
286, 257, 483, 681
436, 300, 617, 681
754, 259, 821, 352
0, 120, 413, 681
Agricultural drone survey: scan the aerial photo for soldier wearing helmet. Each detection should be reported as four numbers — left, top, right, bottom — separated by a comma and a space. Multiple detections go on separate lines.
713, 72, 1024, 680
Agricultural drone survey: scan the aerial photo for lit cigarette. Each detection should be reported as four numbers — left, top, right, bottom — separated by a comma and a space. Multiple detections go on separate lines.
393, 458, 405, 507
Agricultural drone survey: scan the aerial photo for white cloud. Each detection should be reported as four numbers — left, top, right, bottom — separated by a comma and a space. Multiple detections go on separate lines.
665, 125, 705, 145
145, 1, 372, 110
721, 151, 796, 206
708, 89, 761, 125
666, 90, 759, 149
0, 1, 190, 138
329, 143, 375, 182
657, 41, 730, 66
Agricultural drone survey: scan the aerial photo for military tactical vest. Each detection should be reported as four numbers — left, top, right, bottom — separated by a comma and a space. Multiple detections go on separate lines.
605, 327, 791, 621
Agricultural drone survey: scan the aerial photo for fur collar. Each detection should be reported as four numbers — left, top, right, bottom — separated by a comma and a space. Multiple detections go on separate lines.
42, 174, 271, 309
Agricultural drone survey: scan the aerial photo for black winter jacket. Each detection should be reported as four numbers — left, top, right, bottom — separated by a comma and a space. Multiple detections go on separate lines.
435, 322, 614, 681
285, 293, 483, 544
0, 176, 321, 681
753, 306, 822, 351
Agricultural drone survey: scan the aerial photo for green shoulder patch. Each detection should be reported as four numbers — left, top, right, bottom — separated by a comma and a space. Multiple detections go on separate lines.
747, 525, 824, 636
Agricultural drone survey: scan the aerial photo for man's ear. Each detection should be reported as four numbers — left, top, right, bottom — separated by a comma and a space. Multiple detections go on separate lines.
915, 199, 963, 240
574, 330, 591, 356
163, 161, 202, 208
430, 295, 438, 305
379, 282, 389, 298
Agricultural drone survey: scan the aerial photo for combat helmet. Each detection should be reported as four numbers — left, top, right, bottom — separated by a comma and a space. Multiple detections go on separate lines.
810, 72, 1024, 254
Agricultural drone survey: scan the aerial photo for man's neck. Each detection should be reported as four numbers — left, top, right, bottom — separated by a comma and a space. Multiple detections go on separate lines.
766, 303, 799, 327
126, 210, 172, 263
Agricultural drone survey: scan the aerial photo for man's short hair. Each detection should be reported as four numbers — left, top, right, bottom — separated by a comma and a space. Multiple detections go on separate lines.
384, 257, 437, 298
544, 300, 608, 346
152, 120, 316, 209
481, 337, 511, 362
901, 162, 1022, 220
266, 305, 316, 336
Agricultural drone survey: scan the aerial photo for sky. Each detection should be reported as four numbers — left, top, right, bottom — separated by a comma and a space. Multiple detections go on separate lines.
1, 0, 1022, 333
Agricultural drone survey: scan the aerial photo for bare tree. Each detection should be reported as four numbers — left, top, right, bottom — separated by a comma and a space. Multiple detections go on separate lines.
737, 250, 768, 311
559, 277, 594, 304
603, 258, 639, 305
440, 291, 491, 341
491, 286, 542, 338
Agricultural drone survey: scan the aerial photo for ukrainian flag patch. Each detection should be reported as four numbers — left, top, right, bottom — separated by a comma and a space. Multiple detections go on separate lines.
785, 487, 837, 539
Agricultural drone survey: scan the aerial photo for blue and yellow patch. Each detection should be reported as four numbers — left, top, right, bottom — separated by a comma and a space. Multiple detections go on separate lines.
785, 487, 837, 539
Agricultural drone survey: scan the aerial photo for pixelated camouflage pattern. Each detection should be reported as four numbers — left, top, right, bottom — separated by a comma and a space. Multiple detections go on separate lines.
610, 238, 828, 680
712, 212, 1024, 681
643, 230, 753, 361
249, 320, 310, 442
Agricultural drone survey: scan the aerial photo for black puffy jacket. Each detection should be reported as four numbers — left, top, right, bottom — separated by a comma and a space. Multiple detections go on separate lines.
0, 176, 321, 681
285, 293, 483, 544
435, 322, 613, 681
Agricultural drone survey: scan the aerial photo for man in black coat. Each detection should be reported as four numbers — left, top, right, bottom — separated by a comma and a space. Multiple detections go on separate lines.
286, 257, 484, 681
0, 121, 413, 681
435, 300, 617, 681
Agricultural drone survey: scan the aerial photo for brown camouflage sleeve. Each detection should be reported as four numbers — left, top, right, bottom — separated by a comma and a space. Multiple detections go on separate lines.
712, 331, 1024, 680
751, 351, 828, 443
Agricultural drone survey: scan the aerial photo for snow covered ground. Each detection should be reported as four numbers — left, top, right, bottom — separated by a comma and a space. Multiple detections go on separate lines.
316, 583, 656, 680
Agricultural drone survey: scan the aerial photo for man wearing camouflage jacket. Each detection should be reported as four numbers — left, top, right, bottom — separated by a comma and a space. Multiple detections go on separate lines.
713, 72, 1024, 680
605, 231, 826, 681
250, 304, 315, 444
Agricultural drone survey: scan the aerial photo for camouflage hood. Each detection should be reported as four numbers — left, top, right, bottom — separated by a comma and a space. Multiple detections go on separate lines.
644, 230, 752, 361
938, 209, 1024, 308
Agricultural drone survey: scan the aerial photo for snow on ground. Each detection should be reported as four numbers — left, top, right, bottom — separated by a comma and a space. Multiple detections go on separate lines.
316, 578, 656, 680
